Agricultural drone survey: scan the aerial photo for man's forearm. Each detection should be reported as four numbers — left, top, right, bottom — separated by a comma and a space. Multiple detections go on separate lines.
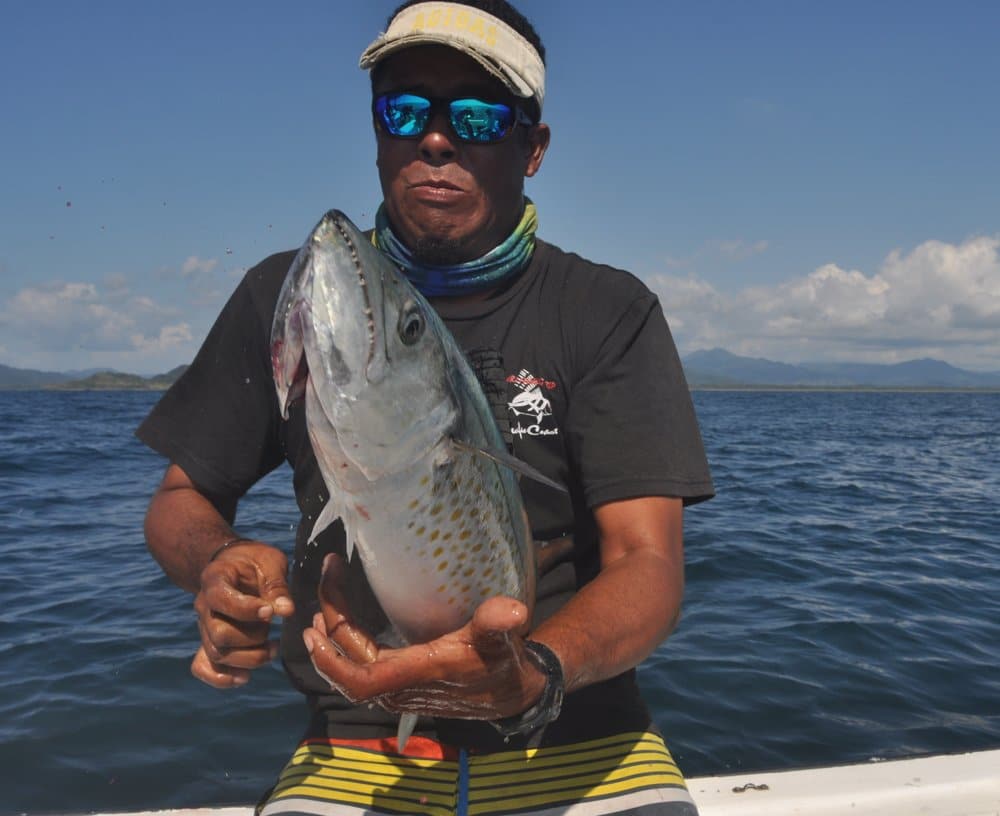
530, 549, 682, 693
529, 496, 685, 694
144, 464, 240, 593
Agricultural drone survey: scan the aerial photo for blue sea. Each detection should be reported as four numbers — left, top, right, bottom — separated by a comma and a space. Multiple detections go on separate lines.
1, 389, 998, 814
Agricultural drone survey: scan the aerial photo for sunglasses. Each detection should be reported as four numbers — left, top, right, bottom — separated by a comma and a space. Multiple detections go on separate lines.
373, 92, 534, 144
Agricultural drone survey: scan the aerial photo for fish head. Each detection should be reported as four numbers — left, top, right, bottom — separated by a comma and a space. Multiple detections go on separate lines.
272, 210, 458, 481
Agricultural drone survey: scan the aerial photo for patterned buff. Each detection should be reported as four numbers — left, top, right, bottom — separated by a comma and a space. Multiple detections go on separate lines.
373, 200, 538, 297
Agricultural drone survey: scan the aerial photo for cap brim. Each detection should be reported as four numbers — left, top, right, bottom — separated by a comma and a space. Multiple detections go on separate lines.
358, 2, 545, 112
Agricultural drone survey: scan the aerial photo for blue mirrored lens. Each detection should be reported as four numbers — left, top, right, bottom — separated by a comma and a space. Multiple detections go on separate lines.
376, 93, 431, 137
448, 98, 515, 142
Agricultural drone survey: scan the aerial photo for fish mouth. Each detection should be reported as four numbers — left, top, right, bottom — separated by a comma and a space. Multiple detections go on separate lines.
324, 212, 379, 382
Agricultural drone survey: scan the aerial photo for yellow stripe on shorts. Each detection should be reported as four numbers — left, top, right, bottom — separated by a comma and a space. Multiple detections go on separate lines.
468, 732, 689, 815
260, 731, 695, 816
265, 737, 459, 816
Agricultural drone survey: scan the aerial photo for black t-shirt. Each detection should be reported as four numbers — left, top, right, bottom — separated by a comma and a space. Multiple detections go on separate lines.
137, 237, 714, 750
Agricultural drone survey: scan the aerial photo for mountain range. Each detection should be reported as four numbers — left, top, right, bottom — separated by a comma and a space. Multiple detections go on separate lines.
681, 349, 1000, 389
1, 352, 999, 390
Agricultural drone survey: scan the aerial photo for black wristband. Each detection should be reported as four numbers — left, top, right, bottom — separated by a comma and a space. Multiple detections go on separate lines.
208, 536, 254, 563
492, 640, 565, 738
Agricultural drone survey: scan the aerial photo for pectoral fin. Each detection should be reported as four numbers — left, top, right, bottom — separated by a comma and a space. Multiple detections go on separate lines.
310, 498, 357, 561
452, 439, 568, 493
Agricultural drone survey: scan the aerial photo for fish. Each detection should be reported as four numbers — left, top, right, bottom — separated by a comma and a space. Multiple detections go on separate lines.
271, 210, 560, 748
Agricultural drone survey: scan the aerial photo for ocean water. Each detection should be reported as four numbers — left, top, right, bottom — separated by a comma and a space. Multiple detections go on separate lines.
0, 389, 997, 814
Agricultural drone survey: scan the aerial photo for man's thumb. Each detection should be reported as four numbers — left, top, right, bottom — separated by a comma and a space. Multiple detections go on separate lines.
257, 562, 293, 618
472, 596, 530, 640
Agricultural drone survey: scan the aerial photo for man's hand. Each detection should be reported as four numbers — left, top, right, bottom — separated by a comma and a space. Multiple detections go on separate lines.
301, 554, 546, 720
190, 541, 294, 688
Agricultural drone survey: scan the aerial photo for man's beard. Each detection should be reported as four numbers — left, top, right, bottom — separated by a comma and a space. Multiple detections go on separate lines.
409, 235, 472, 266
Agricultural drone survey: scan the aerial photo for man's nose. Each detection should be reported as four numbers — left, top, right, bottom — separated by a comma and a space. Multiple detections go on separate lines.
417, 109, 458, 162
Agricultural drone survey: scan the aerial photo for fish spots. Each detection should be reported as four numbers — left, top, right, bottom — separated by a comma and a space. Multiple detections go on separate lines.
430, 504, 443, 517
408, 499, 419, 510
415, 526, 426, 537
429, 529, 440, 542
432, 546, 444, 558
459, 530, 471, 541
437, 561, 449, 572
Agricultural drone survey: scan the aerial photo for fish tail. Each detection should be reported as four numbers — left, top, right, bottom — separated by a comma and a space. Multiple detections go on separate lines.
396, 712, 418, 752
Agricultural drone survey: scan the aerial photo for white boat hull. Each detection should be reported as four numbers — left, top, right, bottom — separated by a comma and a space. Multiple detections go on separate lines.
690, 749, 1000, 815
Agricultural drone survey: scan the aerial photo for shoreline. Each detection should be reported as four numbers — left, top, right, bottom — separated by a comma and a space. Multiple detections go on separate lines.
1, 385, 998, 394
690, 385, 1000, 393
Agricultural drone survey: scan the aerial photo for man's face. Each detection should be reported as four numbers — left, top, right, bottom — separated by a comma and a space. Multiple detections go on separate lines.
373, 45, 549, 265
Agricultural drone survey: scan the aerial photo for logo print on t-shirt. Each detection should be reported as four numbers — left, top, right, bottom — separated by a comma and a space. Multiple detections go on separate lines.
506, 369, 559, 438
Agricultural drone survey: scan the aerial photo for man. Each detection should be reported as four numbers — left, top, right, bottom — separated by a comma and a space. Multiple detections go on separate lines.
138, 2, 714, 814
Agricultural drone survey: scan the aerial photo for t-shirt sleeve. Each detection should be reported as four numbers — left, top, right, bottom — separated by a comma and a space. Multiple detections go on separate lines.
135, 262, 288, 498
564, 286, 714, 508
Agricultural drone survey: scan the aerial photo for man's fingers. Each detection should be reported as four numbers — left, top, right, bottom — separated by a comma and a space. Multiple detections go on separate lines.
256, 566, 294, 618
199, 572, 278, 623
198, 618, 279, 665
303, 625, 433, 701
318, 554, 378, 663
303, 627, 379, 701
194, 593, 271, 647
200, 543, 293, 622
190, 645, 252, 688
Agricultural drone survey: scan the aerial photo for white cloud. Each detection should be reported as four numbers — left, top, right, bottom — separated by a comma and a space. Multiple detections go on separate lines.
180, 255, 219, 278
663, 237, 770, 269
716, 239, 770, 260
0, 280, 190, 355
0, 250, 242, 372
649, 235, 1000, 370
131, 323, 194, 353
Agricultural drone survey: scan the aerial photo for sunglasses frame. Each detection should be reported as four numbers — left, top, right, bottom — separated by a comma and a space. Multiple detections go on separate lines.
373, 91, 535, 145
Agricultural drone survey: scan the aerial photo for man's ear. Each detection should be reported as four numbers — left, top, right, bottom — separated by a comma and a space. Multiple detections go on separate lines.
524, 123, 550, 178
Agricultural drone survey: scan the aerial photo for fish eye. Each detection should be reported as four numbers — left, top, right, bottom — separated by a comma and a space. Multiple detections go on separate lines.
398, 301, 425, 345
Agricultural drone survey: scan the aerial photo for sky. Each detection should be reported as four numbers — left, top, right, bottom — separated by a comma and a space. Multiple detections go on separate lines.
1, 0, 998, 375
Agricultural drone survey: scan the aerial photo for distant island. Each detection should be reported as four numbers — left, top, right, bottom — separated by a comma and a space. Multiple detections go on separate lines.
0, 364, 188, 391
46, 366, 189, 391
2, 351, 1000, 391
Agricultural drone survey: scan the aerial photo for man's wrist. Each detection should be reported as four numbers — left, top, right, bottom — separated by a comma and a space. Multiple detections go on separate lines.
208, 536, 255, 563
492, 640, 565, 737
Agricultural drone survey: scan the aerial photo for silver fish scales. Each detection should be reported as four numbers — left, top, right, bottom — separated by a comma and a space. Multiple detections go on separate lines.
271, 210, 546, 745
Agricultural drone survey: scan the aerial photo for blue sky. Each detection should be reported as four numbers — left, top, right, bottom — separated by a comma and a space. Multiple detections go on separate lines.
2, 0, 998, 374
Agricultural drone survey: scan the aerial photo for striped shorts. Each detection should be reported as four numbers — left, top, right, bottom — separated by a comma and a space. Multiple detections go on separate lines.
258, 730, 698, 816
